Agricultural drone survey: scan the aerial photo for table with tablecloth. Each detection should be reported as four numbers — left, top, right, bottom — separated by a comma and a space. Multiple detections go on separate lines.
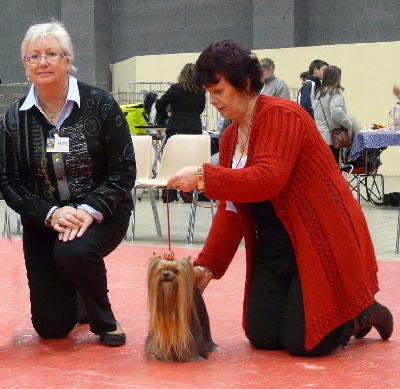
346, 129, 400, 203
349, 130, 400, 160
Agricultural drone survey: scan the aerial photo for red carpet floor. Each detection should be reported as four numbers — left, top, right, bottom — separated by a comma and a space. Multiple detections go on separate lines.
0, 238, 399, 388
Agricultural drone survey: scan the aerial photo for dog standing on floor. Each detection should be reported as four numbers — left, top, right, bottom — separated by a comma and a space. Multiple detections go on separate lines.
146, 253, 217, 362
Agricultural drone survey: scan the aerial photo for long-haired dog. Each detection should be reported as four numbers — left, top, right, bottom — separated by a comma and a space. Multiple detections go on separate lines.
146, 253, 217, 362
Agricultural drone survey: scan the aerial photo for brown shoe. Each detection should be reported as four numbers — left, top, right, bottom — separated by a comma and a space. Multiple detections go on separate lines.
99, 322, 126, 347
354, 300, 393, 340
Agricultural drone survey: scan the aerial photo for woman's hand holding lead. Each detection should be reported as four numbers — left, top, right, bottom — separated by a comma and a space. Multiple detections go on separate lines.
167, 166, 198, 192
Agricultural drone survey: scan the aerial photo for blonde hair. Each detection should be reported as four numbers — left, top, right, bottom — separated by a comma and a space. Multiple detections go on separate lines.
21, 19, 77, 74
177, 63, 198, 92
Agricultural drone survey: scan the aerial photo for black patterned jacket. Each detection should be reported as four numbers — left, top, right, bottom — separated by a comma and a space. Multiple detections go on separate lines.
0, 81, 136, 228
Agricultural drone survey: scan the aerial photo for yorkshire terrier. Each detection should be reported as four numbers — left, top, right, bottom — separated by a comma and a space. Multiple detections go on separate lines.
146, 253, 217, 362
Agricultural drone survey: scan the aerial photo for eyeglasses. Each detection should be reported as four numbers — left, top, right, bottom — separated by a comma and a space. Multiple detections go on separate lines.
25, 52, 65, 65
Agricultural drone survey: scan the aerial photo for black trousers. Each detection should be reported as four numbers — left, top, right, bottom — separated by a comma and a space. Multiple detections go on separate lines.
246, 250, 353, 357
329, 145, 341, 165
23, 206, 131, 339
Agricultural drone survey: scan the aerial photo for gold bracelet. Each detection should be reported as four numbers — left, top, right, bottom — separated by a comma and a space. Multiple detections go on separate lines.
197, 165, 205, 191
196, 265, 213, 280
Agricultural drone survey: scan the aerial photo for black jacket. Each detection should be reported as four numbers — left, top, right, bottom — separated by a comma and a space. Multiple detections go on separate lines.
298, 75, 321, 118
0, 82, 136, 228
155, 83, 206, 136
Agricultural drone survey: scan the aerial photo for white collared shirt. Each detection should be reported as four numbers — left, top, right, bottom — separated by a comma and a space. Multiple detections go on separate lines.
20, 75, 80, 129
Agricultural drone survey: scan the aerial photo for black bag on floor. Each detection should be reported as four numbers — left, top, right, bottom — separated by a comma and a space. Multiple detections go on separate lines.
381, 192, 400, 207
372, 192, 400, 207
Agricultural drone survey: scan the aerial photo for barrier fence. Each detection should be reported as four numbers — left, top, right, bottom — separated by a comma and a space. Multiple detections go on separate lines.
111, 81, 221, 132
0, 83, 31, 117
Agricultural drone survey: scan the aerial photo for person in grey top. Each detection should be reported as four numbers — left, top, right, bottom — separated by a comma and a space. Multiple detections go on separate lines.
314, 66, 352, 164
260, 58, 290, 99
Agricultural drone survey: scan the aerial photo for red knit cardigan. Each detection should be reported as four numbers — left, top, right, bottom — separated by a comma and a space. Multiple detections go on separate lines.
193, 95, 378, 350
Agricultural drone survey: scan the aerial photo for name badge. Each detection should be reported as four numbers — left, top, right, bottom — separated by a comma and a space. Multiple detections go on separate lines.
46, 134, 70, 153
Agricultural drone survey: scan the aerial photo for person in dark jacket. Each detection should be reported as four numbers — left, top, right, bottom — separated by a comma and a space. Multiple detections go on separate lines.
156, 63, 206, 139
156, 63, 206, 202
0, 20, 135, 347
298, 59, 329, 118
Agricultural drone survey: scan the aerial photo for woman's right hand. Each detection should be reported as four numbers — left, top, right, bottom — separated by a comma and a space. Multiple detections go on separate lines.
167, 166, 198, 192
194, 266, 212, 294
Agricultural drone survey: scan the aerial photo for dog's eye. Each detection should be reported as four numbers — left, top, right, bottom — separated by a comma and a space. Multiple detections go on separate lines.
173, 269, 178, 274
159, 269, 162, 273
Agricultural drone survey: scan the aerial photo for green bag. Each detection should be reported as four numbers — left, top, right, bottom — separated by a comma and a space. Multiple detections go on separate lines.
120, 103, 148, 135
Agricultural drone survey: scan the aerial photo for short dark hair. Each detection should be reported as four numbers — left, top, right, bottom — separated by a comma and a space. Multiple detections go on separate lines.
194, 39, 263, 95
300, 70, 309, 80
309, 59, 329, 75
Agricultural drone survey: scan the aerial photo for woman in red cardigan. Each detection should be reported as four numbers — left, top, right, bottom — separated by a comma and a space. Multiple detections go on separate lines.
168, 40, 393, 357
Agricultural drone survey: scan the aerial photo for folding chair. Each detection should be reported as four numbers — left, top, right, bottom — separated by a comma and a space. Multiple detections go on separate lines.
341, 147, 386, 203
131, 135, 161, 241
137, 134, 214, 243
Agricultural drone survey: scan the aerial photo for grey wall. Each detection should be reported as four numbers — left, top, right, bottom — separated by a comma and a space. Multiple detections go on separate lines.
1, 0, 400, 88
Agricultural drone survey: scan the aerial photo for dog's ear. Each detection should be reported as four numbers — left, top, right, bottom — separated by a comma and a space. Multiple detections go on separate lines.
149, 253, 161, 263
182, 256, 192, 264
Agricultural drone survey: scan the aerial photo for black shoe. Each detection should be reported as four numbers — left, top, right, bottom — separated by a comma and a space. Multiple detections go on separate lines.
354, 300, 393, 340
99, 322, 126, 347
163, 198, 175, 203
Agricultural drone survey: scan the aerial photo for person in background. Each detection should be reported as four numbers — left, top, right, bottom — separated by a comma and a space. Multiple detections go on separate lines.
220, 118, 233, 136
168, 39, 393, 357
298, 59, 329, 118
392, 83, 400, 100
299, 71, 309, 85
0, 20, 135, 347
156, 62, 206, 202
297, 71, 310, 103
314, 66, 352, 164
259, 58, 290, 99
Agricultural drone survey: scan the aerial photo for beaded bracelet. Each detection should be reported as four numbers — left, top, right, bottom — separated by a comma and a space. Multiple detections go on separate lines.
197, 165, 205, 191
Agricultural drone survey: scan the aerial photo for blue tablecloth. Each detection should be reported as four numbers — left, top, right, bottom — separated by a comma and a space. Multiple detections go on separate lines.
349, 131, 400, 160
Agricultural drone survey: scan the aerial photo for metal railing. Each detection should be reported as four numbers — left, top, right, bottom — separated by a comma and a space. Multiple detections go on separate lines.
111, 81, 299, 132
0, 83, 31, 117
111, 81, 221, 132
